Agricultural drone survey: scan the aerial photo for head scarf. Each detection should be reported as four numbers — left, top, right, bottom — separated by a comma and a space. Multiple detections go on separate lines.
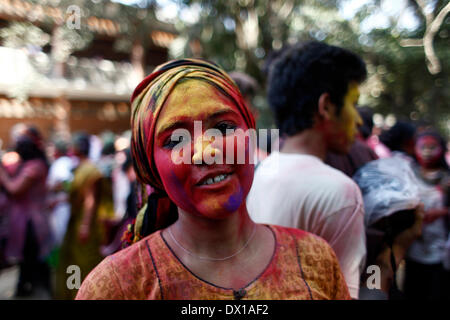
131, 58, 255, 191
124, 58, 256, 245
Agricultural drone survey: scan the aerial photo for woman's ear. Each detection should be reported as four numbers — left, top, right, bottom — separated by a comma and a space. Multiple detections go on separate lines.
317, 92, 336, 121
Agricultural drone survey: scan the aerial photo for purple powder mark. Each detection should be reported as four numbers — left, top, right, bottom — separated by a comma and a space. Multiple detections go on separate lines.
223, 187, 243, 212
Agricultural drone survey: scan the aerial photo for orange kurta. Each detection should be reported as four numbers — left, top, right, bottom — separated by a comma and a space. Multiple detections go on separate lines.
76, 225, 350, 300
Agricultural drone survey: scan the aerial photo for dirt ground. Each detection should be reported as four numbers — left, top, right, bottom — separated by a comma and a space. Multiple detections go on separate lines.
0, 266, 51, 300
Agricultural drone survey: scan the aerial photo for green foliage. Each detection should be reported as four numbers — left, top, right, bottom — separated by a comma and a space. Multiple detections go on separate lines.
170, 0, 449, 135
0, 0, 447, 135
0, 22, 50, 49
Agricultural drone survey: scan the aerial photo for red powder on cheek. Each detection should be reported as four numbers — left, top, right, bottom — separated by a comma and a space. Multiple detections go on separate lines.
154, 146, 197, 213
415, 136, 443, 168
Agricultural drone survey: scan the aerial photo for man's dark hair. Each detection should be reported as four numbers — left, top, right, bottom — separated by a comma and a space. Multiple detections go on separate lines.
380, 121, 416, 153
229, 71, 259, 100
101, 131, 116, 156
72, 132, 90, 157
122, 148, 133, 172
358, 106, 374, 139
54, 139, 69, 156
267, 41, 367, 136
15, 126, 49, 167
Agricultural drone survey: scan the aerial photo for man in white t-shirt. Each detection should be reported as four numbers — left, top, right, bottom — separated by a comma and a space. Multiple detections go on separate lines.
247, 41, 367, 299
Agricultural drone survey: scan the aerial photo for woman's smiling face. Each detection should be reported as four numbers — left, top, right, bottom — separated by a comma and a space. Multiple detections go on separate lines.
153, 79, 254, 219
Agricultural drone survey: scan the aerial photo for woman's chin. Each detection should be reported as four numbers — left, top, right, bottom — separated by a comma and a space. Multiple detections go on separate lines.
195, 186, 244, 216
194, 199, 242, 220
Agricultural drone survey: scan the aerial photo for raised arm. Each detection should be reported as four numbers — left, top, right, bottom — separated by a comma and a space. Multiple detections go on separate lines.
0, 160, 45, 196
78, 179, 101, 243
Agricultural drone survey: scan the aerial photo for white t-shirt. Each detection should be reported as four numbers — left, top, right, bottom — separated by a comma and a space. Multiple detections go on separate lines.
47, 156, 74, 246
247, 152, 366, 299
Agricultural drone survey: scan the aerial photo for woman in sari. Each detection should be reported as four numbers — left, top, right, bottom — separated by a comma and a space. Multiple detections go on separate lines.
76, 59, 349, 300
55, 133, 104, 299
0, 125, 51, 296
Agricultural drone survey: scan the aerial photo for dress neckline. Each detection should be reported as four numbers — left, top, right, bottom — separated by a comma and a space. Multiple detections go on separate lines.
156, 224, 278, 294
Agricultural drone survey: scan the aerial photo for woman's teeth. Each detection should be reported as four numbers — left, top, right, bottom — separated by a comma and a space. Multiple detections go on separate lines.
202, 174, 229, 185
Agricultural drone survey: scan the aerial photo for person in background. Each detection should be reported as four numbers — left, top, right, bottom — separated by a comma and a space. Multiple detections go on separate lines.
404, 130, 450, 300
446, 142, 450, 167
379, 121, 417, 161
95, 131, 118, 244
46, 138, 74, 269
353, 156, 424, 299
247, 41, 367, 299
0, 125, 52, 297
229, 71, 269, 163
112, 131, 133, 222
326, 106, 378, 177
100, 148, 138, 256
54, 132, 104, 300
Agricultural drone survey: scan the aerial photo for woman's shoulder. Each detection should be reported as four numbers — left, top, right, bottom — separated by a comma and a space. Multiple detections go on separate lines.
77, 160, 101, 176
23, 159, 48, 178
76, 231, 163, 300
269, 224, 332, 250
110, 231, 166, 264
268, 224, 342, 271
268, 224, 350, 300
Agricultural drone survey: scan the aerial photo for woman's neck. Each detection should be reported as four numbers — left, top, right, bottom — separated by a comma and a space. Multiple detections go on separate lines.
169, 205, 255, 259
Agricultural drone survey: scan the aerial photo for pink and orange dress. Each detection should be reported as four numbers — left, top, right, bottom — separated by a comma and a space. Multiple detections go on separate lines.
76, 225, 350, 300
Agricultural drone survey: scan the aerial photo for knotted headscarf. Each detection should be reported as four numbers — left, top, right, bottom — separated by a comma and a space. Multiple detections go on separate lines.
124, 59, 256, 244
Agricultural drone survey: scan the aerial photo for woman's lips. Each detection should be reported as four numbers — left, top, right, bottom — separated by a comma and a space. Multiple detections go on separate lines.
195, 172, 235, 189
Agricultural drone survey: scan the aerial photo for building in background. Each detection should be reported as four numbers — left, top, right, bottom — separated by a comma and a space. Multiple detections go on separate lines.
0, 0, 177, 148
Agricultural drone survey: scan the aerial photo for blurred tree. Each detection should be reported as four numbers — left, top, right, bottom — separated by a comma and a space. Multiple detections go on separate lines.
170, 0, 357, 128
400, 0, 450, 75
0, 22, 51, 49
48, 0, 176, 77
169, 0, 448, 136
357, 0, 449, 136
2, 0, 176, 77
0, 0, 447, 135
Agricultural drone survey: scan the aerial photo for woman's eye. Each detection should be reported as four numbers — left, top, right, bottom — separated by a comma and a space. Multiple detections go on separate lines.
163, 134, 188, 149
215, 122, 237, 135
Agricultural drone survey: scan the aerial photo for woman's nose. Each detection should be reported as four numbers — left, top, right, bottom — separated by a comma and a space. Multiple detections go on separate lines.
192, 135, 221, 164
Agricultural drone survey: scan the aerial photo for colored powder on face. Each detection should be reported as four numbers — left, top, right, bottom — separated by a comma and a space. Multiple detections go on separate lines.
223, 187, 244, 213
415, 136, 443, 168
339, 84, 361, 142
164, 170, 193, 212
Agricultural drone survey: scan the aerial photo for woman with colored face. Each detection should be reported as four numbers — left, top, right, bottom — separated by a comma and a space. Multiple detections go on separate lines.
76, 59, 350, 300
0, 125, 52, 297
404, 131, 450, 300
415, 134, 445, 170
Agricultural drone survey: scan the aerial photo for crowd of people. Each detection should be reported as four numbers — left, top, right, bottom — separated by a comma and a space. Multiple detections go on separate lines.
0, 126, 137, 299
0, 41, 449, 300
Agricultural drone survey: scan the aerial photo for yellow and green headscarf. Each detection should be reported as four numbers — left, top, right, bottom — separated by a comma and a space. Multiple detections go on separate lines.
125, 58, 256, 244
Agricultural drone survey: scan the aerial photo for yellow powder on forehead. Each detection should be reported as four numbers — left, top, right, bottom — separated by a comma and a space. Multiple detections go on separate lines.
156, 79, 235, 136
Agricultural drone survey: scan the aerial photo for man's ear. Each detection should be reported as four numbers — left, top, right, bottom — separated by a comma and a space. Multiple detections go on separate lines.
317, 93, 336, 120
